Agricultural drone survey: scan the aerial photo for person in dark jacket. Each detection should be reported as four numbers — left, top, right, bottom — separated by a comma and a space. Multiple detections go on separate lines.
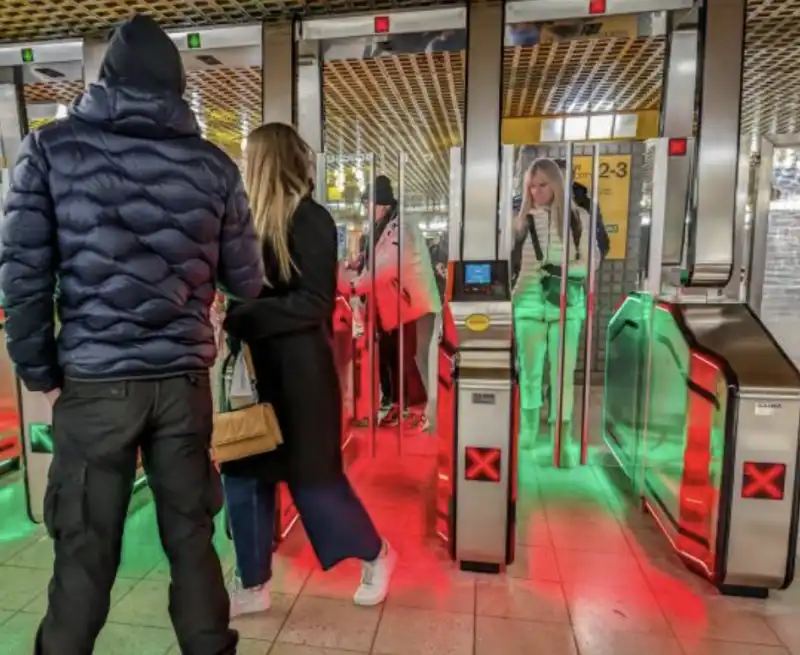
222, 123, 397, 617
0, 15, 263, 655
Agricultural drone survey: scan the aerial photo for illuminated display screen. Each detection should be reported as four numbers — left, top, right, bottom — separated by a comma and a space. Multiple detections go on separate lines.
464, 263, 491, 286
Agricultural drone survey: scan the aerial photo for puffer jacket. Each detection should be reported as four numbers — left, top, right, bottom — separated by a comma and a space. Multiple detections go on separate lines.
0, 82, 264, 392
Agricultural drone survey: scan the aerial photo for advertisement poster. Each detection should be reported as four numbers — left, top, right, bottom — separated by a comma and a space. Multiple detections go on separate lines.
572, 154, 631, 260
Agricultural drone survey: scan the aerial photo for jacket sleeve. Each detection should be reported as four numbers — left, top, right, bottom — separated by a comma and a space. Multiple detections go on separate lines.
217, 167, 264, 300
225, 202, 337, 340
0, 132, 61, 392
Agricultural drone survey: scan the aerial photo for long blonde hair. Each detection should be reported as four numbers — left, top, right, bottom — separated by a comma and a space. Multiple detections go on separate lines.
245, 122, 313, 283
515, 158, 573, 239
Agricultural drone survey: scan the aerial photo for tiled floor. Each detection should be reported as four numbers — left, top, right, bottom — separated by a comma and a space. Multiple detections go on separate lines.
3, 433, 800, 655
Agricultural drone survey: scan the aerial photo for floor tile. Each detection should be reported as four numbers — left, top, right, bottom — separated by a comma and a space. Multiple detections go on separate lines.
268, 645, 366, 655
302, 560, 362, 601
547, 515, 631, 554
108, 579, 171, 628
555, 549, 649, 591
372, 606, 473, 655
574, 629, 683, 655
0, 565, 53, 611
474, 616, 578, 655
659, 593, 782, 645
766, 613, 800, 652
0, 610, 41, 655
95, 622, 175, 655
387, 567, 475, 614
231, 592, 294, 641
10, 536, 53, 570
277, 596, 380, 651
476, 577, 569, 624
506, 546, 561, 582
566, 582, 670, 634
0, 608, 15, 625
679, 639, 791, 655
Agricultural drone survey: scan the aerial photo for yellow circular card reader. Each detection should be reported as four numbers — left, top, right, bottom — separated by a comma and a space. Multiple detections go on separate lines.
465, 313, 491, 332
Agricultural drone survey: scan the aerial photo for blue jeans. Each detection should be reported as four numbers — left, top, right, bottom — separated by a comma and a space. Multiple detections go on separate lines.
222, 474, 382, 588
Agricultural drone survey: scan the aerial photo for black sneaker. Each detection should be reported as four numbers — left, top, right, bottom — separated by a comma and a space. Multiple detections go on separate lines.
379, 405, 400, 428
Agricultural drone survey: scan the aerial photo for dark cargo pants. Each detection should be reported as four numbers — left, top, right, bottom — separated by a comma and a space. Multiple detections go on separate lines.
35, 374, 237, 655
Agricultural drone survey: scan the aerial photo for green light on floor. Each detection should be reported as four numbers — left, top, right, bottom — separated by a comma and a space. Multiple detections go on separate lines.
29, 423, 53, 454
187, 33, 202, 49
20, 48, 34, 63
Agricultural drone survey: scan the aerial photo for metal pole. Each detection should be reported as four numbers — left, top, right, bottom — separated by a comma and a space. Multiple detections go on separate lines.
366, 153, 377, 458
397, 153, 406, 455
580, 145, 601, 466
553, 143, 574, 468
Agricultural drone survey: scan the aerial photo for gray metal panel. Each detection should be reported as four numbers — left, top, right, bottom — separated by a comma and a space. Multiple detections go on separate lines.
725, 396, 800, 589
688, 0, 746, 286
300, 7, 466, 41
679, 304, 800, 392
296, 39, 322, 152
0, 40, 81, 66
448, 147, 463, 261
749, 139, 775, 316
505, 0, 693, 23
262, 22, 294, 126
169, 25, 261, 51
455, 374, 512, 565
659, 26, 697, 267
461, 2, 503, 261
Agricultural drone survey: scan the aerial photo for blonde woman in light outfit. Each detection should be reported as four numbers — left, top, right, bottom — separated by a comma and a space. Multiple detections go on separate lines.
512, 158, 599, 467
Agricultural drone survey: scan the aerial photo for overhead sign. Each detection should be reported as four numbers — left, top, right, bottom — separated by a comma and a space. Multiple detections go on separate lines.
572, 154, 631, 260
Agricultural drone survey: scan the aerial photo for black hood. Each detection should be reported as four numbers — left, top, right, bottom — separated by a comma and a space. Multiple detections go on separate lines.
70, 15, 198, 139
100, 14, 186, 95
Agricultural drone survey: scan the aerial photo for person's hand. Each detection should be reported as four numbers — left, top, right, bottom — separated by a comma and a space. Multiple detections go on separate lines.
44, 388, 61, 406
436, 263, 446, 277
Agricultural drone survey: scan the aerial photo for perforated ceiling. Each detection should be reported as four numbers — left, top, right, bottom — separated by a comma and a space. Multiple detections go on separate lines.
8, 0, 800, 205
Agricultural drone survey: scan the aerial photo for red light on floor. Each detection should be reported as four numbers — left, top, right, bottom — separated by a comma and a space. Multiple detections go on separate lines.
742, 462, 786, 500
374, 15, 390, 34
668, 138, 688, 156
588, 0, 606, 14
465, 447, 501, 483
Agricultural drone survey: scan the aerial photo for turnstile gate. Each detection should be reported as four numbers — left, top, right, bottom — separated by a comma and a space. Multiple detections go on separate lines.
604, 295, 800, 596
436, 260, 518, 572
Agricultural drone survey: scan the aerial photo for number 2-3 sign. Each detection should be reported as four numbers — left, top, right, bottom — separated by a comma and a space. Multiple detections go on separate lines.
572, 155, 631, 261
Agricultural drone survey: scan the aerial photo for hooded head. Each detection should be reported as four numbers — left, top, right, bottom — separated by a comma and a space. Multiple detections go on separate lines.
99, 14, 186, 95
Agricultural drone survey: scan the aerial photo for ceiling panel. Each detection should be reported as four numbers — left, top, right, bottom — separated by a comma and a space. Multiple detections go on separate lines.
9, 0, 800, 205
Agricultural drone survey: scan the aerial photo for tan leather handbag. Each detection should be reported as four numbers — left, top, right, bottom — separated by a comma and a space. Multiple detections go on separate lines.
212, 345, 283, 463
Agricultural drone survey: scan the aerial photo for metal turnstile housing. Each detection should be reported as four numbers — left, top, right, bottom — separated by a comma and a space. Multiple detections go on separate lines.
438, 295, 517, 572
603, 296, 800, 596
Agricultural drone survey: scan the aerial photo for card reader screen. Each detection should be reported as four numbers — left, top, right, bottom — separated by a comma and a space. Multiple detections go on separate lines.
464, 263, 491, 286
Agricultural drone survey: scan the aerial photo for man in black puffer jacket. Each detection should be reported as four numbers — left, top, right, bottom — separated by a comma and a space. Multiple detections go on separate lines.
0, 15, 263, 655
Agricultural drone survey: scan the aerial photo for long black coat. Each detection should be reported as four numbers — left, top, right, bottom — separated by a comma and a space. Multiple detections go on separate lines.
221, 197, 343, 486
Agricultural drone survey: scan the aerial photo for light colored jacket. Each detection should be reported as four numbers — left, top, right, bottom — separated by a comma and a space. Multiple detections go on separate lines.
354, 210, 441, 331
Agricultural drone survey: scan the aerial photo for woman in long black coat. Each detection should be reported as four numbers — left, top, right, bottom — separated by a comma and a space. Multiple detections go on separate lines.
221, 123, 396, 618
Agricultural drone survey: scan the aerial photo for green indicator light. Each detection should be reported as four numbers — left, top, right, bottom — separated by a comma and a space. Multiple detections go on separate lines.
21, 48, 35, 63
187, 33, 202, 49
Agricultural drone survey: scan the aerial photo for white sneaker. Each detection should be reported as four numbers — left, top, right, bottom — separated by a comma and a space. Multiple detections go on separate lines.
228, 576, 271, 618
353, 541, 397, 606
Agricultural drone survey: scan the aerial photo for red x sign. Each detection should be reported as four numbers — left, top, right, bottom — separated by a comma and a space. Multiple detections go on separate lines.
742, 462, 786, 500
465, 447, 501, 483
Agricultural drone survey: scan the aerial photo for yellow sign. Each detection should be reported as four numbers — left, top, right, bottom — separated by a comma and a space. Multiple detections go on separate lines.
572, 154, 631, 261
465, 314, 491, 332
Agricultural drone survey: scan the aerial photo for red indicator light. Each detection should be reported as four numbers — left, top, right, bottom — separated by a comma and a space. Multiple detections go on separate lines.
465, 447, 501, 483
668, 138, 688, 157
588, 0, 606, 14
374, 16, 390, 34
742, 462, 786, 500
